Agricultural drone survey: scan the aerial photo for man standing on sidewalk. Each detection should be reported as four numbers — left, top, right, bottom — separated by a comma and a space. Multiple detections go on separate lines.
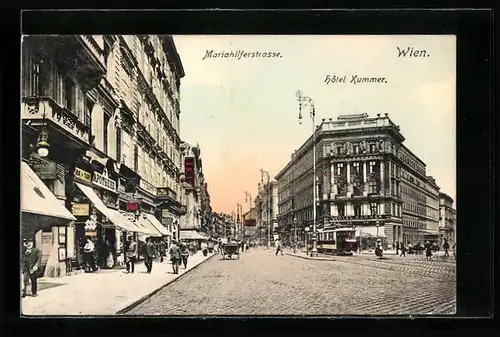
125, 236, 138, 274
144, 237, 155, 273
158, 238, 166, 262
169, 240, 181, 274
22, 238, 41, 297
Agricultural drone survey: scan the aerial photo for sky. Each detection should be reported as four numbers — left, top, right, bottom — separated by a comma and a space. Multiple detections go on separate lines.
172, 35, 456, 214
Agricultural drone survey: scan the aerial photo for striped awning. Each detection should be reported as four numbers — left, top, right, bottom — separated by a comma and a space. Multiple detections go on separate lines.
144, 213, 170, 236
21, 162, 76, 222
75, 183, 138, 233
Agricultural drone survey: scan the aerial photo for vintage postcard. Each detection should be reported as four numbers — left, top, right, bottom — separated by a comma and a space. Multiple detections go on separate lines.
21, 34, 456, 316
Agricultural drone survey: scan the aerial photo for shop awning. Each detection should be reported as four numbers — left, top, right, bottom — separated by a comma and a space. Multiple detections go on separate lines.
134, 215, 163, 237
21, 162, 76, 222
180, 230, 207, 240
144, 213, 170, 236
75, 182, 138, 233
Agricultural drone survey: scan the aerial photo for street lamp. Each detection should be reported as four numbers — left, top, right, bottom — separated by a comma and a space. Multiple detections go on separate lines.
296, 90, 318, 257
260, 169, 271, 249
30, 58, 50, 158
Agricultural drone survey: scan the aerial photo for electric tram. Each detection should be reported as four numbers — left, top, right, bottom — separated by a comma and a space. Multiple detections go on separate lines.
306, 228, 358, 255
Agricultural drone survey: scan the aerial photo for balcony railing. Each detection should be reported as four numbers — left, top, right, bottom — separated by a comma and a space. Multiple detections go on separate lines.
22, 96, 90, 145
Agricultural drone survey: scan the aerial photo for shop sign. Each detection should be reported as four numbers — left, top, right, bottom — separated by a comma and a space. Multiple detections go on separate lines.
140, 179, 157, 196
85, 231, 97, 237
31, 159, 57, 180
72, 203, 90, 216
127, 202, 139, 211
92, 171, 117, 192
161, 209, 170, 218
74, 167, 92, 185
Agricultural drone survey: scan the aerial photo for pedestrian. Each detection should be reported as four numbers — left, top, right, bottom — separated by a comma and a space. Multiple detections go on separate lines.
143, 237, 154, 273
201, 240, 208, 257
275, 238, 283, 256
245, 242, 249, 253
180, 241, 189, 269
158, 238, 166, 262
169, 240, 181, 274
22, 238, 42, 297
443, 239, 450, 257
424, 240, 432, 261
452, 242, 456, 259
83, 237, 96, 273
125, 235, 138, 274
400, 243, 407, 257
395, 241, 399, 255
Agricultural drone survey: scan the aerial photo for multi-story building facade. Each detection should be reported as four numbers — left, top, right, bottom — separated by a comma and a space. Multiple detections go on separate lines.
439, 192, 456, 246
275, 113, 441, 249
258, 180, 279, 244
179, 142, 210, 239
21, 35, 186, 277
242, 206, 259, 241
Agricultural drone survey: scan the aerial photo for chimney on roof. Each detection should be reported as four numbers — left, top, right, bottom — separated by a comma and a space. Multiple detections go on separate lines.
385, 113, 389, 117
376, 113, 381, 117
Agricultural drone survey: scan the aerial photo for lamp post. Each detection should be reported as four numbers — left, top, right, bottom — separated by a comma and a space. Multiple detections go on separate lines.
296, 90, 318, 257
260, 169, 271, 249
236, 203, 242, 240
30, 58, 50, 158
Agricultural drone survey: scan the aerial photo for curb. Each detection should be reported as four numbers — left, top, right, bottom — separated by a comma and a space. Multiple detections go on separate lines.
285, 252, 336, 261
116, 253, 216, 314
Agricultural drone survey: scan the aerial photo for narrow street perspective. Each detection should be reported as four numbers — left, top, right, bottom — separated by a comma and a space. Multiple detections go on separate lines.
125, 248, 455, 316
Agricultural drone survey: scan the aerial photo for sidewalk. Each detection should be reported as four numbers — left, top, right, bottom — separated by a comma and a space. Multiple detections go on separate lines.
21, 252, 215, 316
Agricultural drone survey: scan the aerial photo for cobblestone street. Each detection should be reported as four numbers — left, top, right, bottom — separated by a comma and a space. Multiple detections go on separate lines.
125, 248, 456, 316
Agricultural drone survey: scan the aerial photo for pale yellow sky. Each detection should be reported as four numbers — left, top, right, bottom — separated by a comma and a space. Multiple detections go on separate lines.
173, 35, 456, 214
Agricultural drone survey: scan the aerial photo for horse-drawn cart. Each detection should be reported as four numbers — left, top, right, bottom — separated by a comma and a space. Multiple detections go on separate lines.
222, 243, 240, 260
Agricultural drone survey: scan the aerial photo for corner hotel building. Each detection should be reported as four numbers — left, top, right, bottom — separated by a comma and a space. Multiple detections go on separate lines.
275, 113, 440, 248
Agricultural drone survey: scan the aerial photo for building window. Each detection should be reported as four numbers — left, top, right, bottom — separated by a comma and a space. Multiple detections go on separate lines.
116, 127, 122, 162
354, 203, 362, 216
353, 162, 360, 173
369, 161, 376, 173
337, 204, 345, 217
63, 77, 76, 112
353, 145, 359, 154
103, 114, 110, 155
370, 144, 376, 153
133, 145, 139, 172
370, 202, 378, 216
368, 181, 377, 194
336, 163, 344, 175
85, 99, 94, 145
337, 146, 343, 156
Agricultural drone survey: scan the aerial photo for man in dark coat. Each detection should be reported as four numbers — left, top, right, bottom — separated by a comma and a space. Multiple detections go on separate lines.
169, 240, 181, 274
158, 239, 167, 262
144, 237, 155, 273
22, 238, 42, 297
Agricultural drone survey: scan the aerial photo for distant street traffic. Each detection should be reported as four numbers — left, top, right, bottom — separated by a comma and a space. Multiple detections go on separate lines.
125, 247, 455, 316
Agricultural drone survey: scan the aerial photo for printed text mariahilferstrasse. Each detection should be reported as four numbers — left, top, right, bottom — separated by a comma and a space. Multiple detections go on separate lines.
202, 49, 282, 60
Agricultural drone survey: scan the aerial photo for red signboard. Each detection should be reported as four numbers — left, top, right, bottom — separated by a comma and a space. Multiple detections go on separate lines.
184, 158, 195, 186
244, 219, 256, 227
127, 202, 139, 211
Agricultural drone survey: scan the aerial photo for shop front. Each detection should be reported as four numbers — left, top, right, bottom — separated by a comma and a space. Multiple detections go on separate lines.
21, 161, 77, 277
72, 171, 139, 271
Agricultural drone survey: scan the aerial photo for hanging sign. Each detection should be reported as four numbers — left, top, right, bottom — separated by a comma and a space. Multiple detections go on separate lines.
72, 203, 90, 216
31, 158, 57, 180
74, 167, 92, 185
